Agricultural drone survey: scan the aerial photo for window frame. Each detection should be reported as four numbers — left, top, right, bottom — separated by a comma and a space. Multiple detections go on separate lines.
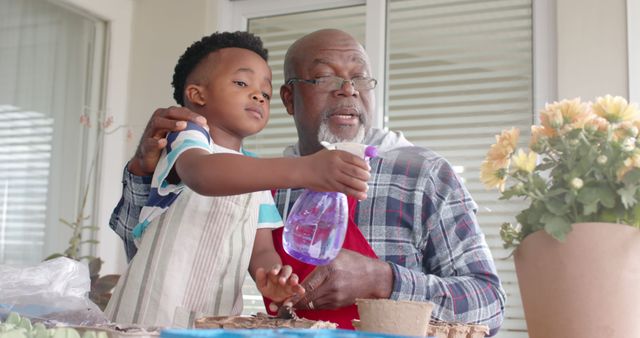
533, 0, 558, 122
629, 0, 640, 102
50, 0, 133, 274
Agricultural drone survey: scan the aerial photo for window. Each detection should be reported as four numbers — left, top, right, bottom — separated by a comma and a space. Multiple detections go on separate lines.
0, 0, 106, 265
386, 1, 532, 335
222, 1, 544, 336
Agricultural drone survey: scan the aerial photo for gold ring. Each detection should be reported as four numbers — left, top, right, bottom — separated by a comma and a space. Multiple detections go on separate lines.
308, 301, 315, 310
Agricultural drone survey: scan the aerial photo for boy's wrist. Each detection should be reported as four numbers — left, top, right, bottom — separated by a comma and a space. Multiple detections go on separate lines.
290, 156, 309, 188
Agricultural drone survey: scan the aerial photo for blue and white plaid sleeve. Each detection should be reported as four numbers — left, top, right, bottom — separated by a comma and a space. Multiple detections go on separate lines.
109, 165, 151, 262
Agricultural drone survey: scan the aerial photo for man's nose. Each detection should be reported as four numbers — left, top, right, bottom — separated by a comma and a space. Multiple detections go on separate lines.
336, 80, 358, 97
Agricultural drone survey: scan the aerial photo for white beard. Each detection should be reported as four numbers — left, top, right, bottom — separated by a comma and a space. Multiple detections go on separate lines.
317, 121, 366, 144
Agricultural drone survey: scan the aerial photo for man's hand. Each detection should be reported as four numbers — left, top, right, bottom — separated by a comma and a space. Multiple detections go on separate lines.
292, 249, 394, 310
128, 107, 207, 176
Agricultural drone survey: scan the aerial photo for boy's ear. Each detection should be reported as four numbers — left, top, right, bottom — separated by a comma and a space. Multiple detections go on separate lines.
185, 84, 206, 106
280, 84, 294, 116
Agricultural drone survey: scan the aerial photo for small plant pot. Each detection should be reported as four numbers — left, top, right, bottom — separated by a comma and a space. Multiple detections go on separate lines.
354, 298, 433, 336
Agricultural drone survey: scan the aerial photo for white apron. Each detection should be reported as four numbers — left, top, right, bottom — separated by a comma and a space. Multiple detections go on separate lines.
105, 189, 258, 327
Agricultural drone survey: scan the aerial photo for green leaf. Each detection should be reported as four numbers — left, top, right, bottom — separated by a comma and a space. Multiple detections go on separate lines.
544, 197, 569, 216
536, 161, 555, 171
542, 215, 571, 241
618, 184, 638, 209
583, 202, 599, 216
577, 186, 600, 205
564, 191, 576, 205
622, 168, 640, 185
600, 209, 619, 223
43, 253, 66, 261
632, 204, 640, 227
597, 185, 616, 208
499, 186, 522, 200
80, 239, 100, 245
547, 188, 569, 197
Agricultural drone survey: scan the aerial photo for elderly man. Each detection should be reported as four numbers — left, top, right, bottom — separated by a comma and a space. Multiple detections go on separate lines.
111, 29, 506, 335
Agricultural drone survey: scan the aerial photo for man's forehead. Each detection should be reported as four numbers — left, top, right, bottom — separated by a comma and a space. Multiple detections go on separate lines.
308, 48, 369, 66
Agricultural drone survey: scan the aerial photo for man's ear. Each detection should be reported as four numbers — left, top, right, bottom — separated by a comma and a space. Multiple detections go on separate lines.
185, 84, 206, 107
280, 84, 294, 116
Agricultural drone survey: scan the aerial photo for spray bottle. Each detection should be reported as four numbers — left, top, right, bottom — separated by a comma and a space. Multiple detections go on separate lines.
282, 142, 378, 265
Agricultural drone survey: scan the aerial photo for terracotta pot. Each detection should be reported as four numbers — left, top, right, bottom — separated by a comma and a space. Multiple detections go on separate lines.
515, 222, 640, 338
354, 298, 433, 336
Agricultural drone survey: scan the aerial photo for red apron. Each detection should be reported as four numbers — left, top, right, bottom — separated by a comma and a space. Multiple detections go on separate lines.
264, 195, 378, 329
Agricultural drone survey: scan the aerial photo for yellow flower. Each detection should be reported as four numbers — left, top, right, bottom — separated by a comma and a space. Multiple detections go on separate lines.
480, 159, 509, 191
540, 98, 591, 132
486, 128, 519, 166
592, 95, 639, 123
613, 121, 639, 141
585, 116, 610, 132
530, 125, 555, 146
511, 149, 537, 173
540, 107, 563, 130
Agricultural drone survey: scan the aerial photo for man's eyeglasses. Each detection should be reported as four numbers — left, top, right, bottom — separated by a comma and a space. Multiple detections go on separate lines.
286, 76, 377, 91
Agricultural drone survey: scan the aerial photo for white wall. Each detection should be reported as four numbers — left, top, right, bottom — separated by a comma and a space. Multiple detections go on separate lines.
126, 0, 214, 157
557, 0, 628, 100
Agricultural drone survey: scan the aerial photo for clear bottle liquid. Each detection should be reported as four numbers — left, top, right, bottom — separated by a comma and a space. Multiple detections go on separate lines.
282, 143, 377, 265
282, 190, 348, 265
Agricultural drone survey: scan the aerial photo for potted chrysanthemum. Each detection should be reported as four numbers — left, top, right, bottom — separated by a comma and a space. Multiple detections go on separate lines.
481, 95, 640, 338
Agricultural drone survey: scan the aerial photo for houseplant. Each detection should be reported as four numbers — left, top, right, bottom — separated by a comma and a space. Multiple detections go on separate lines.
480, 95, 640, 337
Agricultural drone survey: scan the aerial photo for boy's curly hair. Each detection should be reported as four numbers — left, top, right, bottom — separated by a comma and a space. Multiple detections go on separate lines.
172, 31, 268, 106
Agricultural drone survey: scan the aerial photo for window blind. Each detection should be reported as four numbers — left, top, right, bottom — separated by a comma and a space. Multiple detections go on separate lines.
0, 106, 53, 264
386, 0, 532, 336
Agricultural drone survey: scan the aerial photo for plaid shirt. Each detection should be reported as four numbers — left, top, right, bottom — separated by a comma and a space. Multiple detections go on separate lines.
110, 129, 505, 334
276, 144, 505, 335
109, 166, 151, 261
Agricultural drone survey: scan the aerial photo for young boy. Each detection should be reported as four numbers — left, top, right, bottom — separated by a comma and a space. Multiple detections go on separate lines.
104, 32, 370, 327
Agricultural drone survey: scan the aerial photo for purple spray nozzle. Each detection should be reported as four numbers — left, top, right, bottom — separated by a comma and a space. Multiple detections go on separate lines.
364, 145, 378, 159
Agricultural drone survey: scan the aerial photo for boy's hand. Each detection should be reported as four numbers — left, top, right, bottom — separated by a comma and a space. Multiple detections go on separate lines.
128, 107, 207, 176
301, 149, 371, 200
256, 264, 305, 303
